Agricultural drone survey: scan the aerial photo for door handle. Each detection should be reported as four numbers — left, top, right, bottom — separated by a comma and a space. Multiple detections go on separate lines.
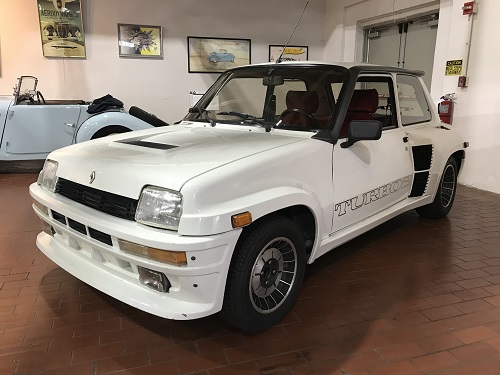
403, 136, 409, 143
65, 123, 76, 128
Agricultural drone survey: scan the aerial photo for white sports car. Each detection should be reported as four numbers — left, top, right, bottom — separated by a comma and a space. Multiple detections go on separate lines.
29, 62, 468, 333
0, 76, 167, 165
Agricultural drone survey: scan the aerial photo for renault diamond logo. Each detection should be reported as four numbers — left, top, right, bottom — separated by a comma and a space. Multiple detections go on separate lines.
89, 171, 96, 184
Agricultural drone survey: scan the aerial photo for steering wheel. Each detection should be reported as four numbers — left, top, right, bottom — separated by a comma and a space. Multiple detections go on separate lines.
36, 90, 46, 104
278, 108, 322, 128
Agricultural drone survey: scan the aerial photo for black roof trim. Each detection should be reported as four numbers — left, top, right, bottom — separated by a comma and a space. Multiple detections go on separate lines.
348, 64, 425, 76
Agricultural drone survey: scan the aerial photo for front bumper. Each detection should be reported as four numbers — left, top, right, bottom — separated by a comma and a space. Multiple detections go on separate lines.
29, 182, 241, 320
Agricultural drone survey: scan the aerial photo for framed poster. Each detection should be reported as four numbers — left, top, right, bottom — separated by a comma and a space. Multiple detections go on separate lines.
188, 37, 251, 73
37, 0, 86, 58
269, 45, 308, 62
118, 24, 163, 58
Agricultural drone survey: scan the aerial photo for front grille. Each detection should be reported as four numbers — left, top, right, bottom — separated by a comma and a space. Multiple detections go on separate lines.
56, 178, 138, 221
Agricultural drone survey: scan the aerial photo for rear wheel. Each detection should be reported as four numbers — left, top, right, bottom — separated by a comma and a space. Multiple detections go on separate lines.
416, 157, 458, 219
221, 216, 306, 333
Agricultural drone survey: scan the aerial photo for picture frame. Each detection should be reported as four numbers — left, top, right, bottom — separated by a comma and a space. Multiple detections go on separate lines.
269, 45, 308, 62
118, 24, 163, 58
188, 37, 251, 73
37, 0, 86, 58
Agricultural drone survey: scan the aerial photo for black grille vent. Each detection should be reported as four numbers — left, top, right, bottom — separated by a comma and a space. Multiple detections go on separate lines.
412, 145, 433, 171
89, 228, 113, 246
56, 178, 138, 221
409, 172, 429, 197
68, 218, 87, 235
52, 210, 66, 225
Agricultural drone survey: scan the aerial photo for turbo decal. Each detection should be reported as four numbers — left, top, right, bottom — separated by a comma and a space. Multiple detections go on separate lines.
335, 175, 412, 217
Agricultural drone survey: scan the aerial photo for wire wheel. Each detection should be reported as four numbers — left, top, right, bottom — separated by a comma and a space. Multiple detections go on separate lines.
440, 163, 456, 208
249, 237, 297, 314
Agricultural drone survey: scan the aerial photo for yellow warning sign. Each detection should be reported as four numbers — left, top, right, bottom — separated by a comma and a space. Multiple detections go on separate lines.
445, 60, 463, 76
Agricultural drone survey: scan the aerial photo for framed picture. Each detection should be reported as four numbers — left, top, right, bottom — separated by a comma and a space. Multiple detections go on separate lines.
37, 0, 86, 58
118, 24, 163, 58
188, 37, 251, 73
269, 45, 308, 62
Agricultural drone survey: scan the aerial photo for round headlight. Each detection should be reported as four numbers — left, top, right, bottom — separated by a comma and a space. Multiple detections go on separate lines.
37, 159, 59, 192
135, 186, 182, 230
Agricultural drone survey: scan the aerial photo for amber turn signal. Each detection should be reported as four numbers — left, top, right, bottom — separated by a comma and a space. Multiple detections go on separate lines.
231, 212, 252, 228
118, 239, 187, 266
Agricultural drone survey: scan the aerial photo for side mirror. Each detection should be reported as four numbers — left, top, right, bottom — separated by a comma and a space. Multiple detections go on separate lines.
340, 120, 382, 148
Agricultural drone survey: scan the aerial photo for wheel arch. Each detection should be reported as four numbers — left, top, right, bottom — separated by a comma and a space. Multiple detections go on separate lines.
451, 149, 465, 174
237, 204, 317, 262
90, 125, 131, 139
74, 111, 155, 143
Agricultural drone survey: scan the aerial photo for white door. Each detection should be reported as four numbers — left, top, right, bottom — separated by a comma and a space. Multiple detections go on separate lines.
331, 75, 413, 232
3, 104, 81, 156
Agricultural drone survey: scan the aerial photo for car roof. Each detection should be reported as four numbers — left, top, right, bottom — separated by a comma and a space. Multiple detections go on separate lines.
232, 61, 425, 77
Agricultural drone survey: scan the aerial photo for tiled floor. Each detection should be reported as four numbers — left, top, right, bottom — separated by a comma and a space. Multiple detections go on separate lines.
1, 174, 500, 375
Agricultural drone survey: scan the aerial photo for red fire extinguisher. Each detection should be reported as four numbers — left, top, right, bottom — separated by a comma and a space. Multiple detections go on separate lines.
438, 93, 456, 125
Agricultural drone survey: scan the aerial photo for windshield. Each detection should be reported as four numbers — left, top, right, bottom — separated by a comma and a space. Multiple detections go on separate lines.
16, 76, 37, 97
185, 65, 348, 131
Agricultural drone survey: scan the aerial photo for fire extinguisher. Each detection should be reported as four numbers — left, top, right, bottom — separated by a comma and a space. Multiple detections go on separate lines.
438, 93, 456, 125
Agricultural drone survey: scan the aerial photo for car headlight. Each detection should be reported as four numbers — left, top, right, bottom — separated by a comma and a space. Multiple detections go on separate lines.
135, 186, 182, 230
37, 159, 59, 192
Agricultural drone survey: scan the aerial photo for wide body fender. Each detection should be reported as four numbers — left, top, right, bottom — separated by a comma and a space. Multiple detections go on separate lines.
406, 124, 466, 201
75, 111, 155, 143
178, 138, 334, 240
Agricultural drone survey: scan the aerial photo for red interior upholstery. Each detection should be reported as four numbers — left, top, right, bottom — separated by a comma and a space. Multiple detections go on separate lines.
339, 89, 379, 138
282, 90, 319, 128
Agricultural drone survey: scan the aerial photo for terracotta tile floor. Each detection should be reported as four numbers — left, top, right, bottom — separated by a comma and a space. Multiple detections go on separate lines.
1, 174, 500, 375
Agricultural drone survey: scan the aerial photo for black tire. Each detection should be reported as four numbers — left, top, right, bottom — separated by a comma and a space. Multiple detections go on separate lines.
416, 157, 458, 219
220, 216, 306, 333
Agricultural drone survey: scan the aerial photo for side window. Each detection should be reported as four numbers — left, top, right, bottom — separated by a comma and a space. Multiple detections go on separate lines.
357, 80, 396, 129
397, 74, 432, 126
339, 76, 396, 138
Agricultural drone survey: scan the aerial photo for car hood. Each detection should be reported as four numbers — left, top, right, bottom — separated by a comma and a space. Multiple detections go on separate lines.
52, 124, 306, 198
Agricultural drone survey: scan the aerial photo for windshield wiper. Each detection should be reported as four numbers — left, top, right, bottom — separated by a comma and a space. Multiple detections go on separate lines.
188, 107, 216, 127
217, 111, 272, 132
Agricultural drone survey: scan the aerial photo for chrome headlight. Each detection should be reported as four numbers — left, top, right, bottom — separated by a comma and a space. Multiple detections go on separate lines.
135, 186, 182, 230
37, 159, 58, 192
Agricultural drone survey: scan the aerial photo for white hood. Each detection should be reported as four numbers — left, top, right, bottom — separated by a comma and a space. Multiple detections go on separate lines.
52, 124, 305, 198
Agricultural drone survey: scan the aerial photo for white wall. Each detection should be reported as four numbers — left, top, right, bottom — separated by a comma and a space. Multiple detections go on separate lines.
324, 0, 500, 194
1, 0, 499, 194
0, 0, 326, 124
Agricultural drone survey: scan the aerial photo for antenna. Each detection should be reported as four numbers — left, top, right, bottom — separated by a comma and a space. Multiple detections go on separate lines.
276, 1, 309, 63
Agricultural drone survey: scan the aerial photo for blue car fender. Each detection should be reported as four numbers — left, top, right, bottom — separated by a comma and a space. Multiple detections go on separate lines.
75, 110, 155, 143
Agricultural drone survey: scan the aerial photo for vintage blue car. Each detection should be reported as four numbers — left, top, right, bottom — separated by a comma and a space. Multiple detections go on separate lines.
0, 76, 168, 166
207, 49, 235, 63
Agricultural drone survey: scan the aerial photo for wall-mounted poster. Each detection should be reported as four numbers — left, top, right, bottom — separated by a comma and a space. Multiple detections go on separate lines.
118, 24, 163, 58
188, 37, 251, 73
269, 45, 308, 62
37, 0, 86, 58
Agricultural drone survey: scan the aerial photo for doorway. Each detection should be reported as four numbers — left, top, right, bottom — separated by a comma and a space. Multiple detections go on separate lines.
364, 14, 439, 89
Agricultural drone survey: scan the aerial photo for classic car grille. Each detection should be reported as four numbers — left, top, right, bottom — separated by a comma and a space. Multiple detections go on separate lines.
56, 178, 138, 221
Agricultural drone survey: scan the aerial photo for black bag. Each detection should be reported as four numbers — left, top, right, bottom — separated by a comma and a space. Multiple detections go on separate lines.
87, 94, 124, 114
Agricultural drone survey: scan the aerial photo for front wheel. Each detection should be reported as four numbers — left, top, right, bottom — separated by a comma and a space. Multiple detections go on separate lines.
416, 156, 458, 219
221, 216, 306, 333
